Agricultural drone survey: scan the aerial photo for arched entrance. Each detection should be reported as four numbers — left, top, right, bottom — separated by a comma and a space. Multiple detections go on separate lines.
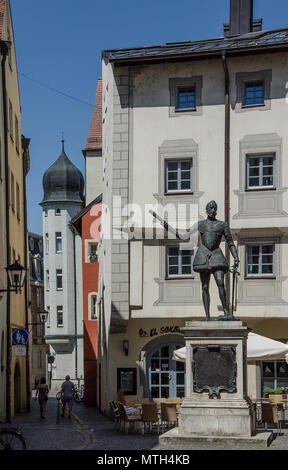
139, 334, 185, 400
14, 362, 21, 413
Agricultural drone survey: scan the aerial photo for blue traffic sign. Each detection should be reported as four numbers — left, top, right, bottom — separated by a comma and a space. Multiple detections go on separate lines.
12, 328, 29, 345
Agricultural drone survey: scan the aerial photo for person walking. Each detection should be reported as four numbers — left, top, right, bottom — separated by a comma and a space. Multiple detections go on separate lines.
60, 375, 75, 419
35, 377, 49, 419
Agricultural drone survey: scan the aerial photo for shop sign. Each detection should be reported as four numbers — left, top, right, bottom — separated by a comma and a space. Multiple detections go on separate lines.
139, 326, 183, 338
14, 346, 26, 357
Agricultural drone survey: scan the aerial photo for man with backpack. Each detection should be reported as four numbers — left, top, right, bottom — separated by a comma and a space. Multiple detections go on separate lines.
60, 375, 75, 419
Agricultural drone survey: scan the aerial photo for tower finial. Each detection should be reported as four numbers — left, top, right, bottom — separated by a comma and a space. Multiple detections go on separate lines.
61, 130, 65, 152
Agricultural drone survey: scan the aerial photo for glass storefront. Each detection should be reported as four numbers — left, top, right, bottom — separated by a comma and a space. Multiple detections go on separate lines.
148, 343, 185, 399
262, 360, 288, 392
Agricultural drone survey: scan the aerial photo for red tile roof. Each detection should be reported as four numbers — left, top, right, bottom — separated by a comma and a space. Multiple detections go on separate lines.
0, 0, 6, 39
85, 78, 102, 150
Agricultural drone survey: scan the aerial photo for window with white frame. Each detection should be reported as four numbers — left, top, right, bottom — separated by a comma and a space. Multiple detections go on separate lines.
166, 245, 194, 277
90, 293, 98, 319
246, 154, 275, 189
57, 305, 63, 327
85, 240, 99, 263
56, 269, 63, 290
46, 306, 50, 328
45, 233, 49, 254
55, 232, 62, 253
246, 244, 275, 277
165, 159, 192, 193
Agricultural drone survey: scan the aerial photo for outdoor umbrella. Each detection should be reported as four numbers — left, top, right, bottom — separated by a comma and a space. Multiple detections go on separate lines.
172, 332, 288, 363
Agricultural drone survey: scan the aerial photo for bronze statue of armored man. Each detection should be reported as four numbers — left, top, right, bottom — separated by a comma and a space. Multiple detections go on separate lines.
150, 200, 240, 321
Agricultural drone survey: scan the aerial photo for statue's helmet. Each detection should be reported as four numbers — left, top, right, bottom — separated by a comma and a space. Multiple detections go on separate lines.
206, 200, 217, 212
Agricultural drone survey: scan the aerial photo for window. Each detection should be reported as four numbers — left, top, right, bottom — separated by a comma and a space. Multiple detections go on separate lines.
16, 182, 20, 220
10, 172, 15, 211
46, 306, 50, 328
176, 87, 195, 110
55, 232, 62, 253
166, 245, 194, 277
56, 269, 63, 290
89, 243, 98, 262
8, 99, 13, 139
169, 76, 202, 117
246, 244, 275, 277
55, 208, 61, 216
235, 70, 272, 113
46, 270, 50, 290
165, 160, 192, 193
45, 233, 49, 254
246, 154, 275, 189
91, 295, 97, 319
262, 359, 288, 393
57, 306, 63, 327
15, 115, 19, 153
244, 81, 264, 106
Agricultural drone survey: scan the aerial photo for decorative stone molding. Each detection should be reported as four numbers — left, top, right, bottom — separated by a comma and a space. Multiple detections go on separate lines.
233, 133, 288, 219
234, 70, 272, 113
169, 76, 203, 117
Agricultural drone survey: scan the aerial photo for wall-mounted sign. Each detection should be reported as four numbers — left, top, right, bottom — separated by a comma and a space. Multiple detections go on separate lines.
139, 326, 183, 338
117, 368, 137, 395
14, 346, 26, 357
12, 328, 29, 345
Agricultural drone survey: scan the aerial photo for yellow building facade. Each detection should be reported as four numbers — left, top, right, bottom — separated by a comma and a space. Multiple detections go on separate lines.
0, 0, 30, 421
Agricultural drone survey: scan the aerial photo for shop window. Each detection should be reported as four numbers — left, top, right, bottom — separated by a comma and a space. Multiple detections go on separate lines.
262, 359, 288, 393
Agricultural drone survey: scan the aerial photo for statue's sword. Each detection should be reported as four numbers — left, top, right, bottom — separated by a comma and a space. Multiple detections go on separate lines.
230, 265, 240, 317
149, 210, 182, 239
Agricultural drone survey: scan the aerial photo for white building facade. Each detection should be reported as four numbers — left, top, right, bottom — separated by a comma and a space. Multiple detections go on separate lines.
40, 143, 84, 392
98, 2, 288, 413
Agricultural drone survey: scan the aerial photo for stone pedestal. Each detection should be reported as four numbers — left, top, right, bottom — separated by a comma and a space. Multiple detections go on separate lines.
159, 321, 273, 447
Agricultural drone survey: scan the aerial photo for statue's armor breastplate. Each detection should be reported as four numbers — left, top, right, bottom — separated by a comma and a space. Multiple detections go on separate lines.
199, 221, 224, 251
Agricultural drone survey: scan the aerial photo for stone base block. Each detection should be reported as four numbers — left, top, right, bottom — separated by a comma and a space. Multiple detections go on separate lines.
159, 427, 273, 448
178, 397, 256, 437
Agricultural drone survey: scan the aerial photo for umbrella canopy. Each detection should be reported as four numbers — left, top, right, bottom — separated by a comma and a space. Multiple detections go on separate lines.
172, 332, 288, 363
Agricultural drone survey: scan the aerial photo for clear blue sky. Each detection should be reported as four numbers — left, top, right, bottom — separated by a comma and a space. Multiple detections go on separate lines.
10, 0, 288, 235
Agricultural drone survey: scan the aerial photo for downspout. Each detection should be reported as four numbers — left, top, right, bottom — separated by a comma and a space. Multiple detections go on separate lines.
1, 41, 11, 423
22, 137, 30, 412
222, 51, 231, 308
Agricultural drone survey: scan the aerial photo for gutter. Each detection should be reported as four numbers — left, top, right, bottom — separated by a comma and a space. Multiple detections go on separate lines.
222, 51, 231, 309
1, 41, 11, 423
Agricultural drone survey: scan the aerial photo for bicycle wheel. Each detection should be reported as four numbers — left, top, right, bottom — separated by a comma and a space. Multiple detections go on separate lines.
0, 430, 27, 450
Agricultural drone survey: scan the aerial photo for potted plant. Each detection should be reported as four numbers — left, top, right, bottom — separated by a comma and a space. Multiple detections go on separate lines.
263, 386, 288, 402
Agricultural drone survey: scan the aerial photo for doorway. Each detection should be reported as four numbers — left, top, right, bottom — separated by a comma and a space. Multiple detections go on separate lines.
147, 342, 185, 399
14, 362, 21, 413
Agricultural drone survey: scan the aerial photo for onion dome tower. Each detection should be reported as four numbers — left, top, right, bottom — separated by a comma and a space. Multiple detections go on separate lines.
40, 140, 84, 391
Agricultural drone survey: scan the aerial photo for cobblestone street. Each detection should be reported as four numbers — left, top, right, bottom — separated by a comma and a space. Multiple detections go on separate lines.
7, 394, 288, 452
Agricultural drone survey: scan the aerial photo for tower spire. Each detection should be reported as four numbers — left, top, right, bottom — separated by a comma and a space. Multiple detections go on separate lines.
61, 130, 65, 152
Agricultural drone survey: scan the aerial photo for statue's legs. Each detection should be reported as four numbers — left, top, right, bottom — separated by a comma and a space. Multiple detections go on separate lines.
213, 270, 230, 316
200, 272, 211, 320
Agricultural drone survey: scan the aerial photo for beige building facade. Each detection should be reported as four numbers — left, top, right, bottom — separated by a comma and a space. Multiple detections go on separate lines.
98, 4, 288, 413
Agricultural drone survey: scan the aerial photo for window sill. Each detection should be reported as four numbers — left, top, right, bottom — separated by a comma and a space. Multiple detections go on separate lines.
244, 276, 276, 280
245, 187, 276, 192
241, 103, 265, 109
56, 288, 63, 291
165, 276, 195, 280
164, 191, 193, 196
175, 107, 197, 113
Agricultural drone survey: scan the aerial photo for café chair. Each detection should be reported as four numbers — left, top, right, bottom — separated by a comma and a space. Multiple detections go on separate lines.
153, 398, 167, 406
109, 401, 121, 428
142, 403, 160, 434
160, 402, 178, 429
117, 402, 144, 435
137, 398, 151, 404
261, 402, 283, 435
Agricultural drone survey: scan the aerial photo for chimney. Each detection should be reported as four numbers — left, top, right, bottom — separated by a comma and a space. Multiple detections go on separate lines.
223, 0, 262, 37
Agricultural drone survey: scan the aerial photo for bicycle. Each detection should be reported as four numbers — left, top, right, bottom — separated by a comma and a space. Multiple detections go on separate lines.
73, 385, 84, 404
0, 421, 27, 450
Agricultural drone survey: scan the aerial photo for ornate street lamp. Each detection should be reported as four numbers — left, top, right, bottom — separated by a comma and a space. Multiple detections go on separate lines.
0, 260, 27, 294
